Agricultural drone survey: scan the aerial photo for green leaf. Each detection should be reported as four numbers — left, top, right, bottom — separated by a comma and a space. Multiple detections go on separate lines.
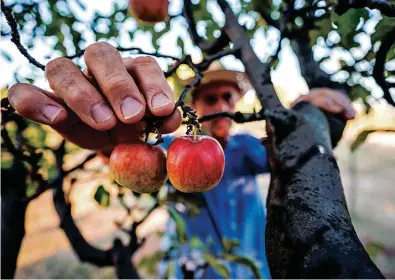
168, 206, 187, 244
177, 37, 185, 56
165, 261, 175, 278
364, 241, 387, 259
331, 9, 368, 48
349, 84, 370, 102
387, 45, 395, 61
351, 129, 395, 152
22, 123, 47, 148
350, 130, 376, 152
137, 250, 165, 275
372, 16, 395, 44
185, 201, 201, 217
309, 18, 332, 46
223, 254, 262, 279
221, 238, 240, 254
204, 254, 230, 279
94, 185, 111, 207
190, 236, 205, 250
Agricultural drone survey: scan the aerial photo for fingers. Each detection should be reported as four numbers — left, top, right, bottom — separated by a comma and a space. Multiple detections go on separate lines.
124, 57, 175, 116
329, 91, 355, 119
158, 108, 182, 134
292, 88, 355, 120
10, 44, 180, 153
84, 42, 146, 123
8, 83, 68, 126
46, 57, 117, 131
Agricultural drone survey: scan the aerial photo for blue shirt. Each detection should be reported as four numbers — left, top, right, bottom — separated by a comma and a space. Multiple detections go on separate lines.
159, 133, 271, 279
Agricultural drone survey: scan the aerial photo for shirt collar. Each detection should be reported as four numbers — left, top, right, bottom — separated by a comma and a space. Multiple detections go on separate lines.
225, 134, 240, 151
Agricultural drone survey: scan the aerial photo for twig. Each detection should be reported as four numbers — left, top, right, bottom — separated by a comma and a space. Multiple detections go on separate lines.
0, 1, 45, 70
372, 27, 395, 106
335, 0, 395, 17
182, 0, 203, 47
196, 111, 266, 124
66, 47, 179, 61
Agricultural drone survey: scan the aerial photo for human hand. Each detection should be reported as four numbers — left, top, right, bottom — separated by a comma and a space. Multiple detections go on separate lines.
8, 42, 181, 151
291, 88, 355, 120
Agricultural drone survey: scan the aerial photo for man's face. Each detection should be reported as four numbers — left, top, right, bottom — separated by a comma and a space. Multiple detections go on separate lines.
192, 82, 240, 139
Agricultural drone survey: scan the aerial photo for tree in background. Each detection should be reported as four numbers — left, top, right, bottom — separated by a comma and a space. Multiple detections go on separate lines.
1, 0, 394, 278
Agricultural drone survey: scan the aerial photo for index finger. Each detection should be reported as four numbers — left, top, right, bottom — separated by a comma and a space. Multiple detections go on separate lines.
84, 42, 147, 124
124, 56, 175, 117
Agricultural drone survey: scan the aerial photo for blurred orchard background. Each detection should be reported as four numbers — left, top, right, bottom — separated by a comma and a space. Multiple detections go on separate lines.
1, 0, 395, 278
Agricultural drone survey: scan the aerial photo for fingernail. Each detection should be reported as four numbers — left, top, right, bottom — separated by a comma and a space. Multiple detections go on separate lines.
43, 105, 62, 122
152, 93, 170, 110
91, 103, 113, 123
121, 97, 143, 119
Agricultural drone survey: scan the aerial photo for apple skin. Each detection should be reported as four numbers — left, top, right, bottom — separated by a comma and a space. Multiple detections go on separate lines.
167, 135, 225, 193
129, 0, 169, 23
109, 142, 167, 193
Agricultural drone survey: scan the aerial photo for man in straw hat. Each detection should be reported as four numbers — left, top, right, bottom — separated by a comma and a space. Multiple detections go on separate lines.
7, 40, 355, 277
159, 62, 355, 278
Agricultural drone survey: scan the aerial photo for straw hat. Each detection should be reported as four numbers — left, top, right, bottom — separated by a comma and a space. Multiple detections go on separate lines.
182, 61, 251, 100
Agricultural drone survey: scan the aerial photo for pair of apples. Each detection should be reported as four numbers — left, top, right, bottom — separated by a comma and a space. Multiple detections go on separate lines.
109, 136, 225, 193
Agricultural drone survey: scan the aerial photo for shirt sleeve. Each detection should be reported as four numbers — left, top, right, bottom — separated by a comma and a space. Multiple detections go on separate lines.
243, 134, 270, 175
159, 135, 175, 151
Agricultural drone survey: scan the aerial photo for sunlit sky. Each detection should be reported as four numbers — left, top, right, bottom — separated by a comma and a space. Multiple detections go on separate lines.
1, 0, 392, 103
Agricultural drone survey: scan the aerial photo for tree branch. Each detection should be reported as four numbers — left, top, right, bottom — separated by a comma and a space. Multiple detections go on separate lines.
257, 8, 280, 29
216, 0, 284, 110
196, 111, 266, 124
53, 184, 114, 266
335, 0, 395, 17
0, 0, 45, 70
373, 27, 395, 106
51, 143, 140, 277
1, 163, 29, 279
265, 102, 384, 278
182, 0, 204, 48
66, 47, 179, 61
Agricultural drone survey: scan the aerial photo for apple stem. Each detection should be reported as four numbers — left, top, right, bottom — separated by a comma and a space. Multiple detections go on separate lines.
193, 126, 197, 142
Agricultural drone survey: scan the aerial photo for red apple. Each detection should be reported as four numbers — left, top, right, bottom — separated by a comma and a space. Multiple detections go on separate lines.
167, 136, 225, 193
129, 0, 169, 23
109, 141, 167, 193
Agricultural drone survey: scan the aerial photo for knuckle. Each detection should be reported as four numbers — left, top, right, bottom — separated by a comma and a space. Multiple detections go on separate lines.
66, 88, 91, 105
8, 83, 29, 107
142, 84, 163, 94
133, 56, 161, 72
104, 73, 132, 93
45, 57, 72, 77
85, 42, 115, 60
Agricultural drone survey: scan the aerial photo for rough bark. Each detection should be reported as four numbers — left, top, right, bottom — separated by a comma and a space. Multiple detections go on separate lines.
1, 163, 29, 279
265, 102, 384, 278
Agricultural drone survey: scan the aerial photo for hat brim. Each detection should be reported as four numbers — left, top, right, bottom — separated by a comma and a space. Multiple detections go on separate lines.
183, 69, 251, 99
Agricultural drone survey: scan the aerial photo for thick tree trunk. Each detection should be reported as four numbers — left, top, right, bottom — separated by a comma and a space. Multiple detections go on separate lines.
265, 102, 384, 278
1, 163, 29, 279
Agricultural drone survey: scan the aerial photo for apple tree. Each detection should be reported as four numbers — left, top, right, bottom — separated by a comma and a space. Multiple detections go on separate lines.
1, 0, 394, 278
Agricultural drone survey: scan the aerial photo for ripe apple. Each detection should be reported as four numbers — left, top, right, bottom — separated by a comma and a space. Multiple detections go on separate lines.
167, 136, 225, 193
109, 141, 167, 193
129, 0, 169, 23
